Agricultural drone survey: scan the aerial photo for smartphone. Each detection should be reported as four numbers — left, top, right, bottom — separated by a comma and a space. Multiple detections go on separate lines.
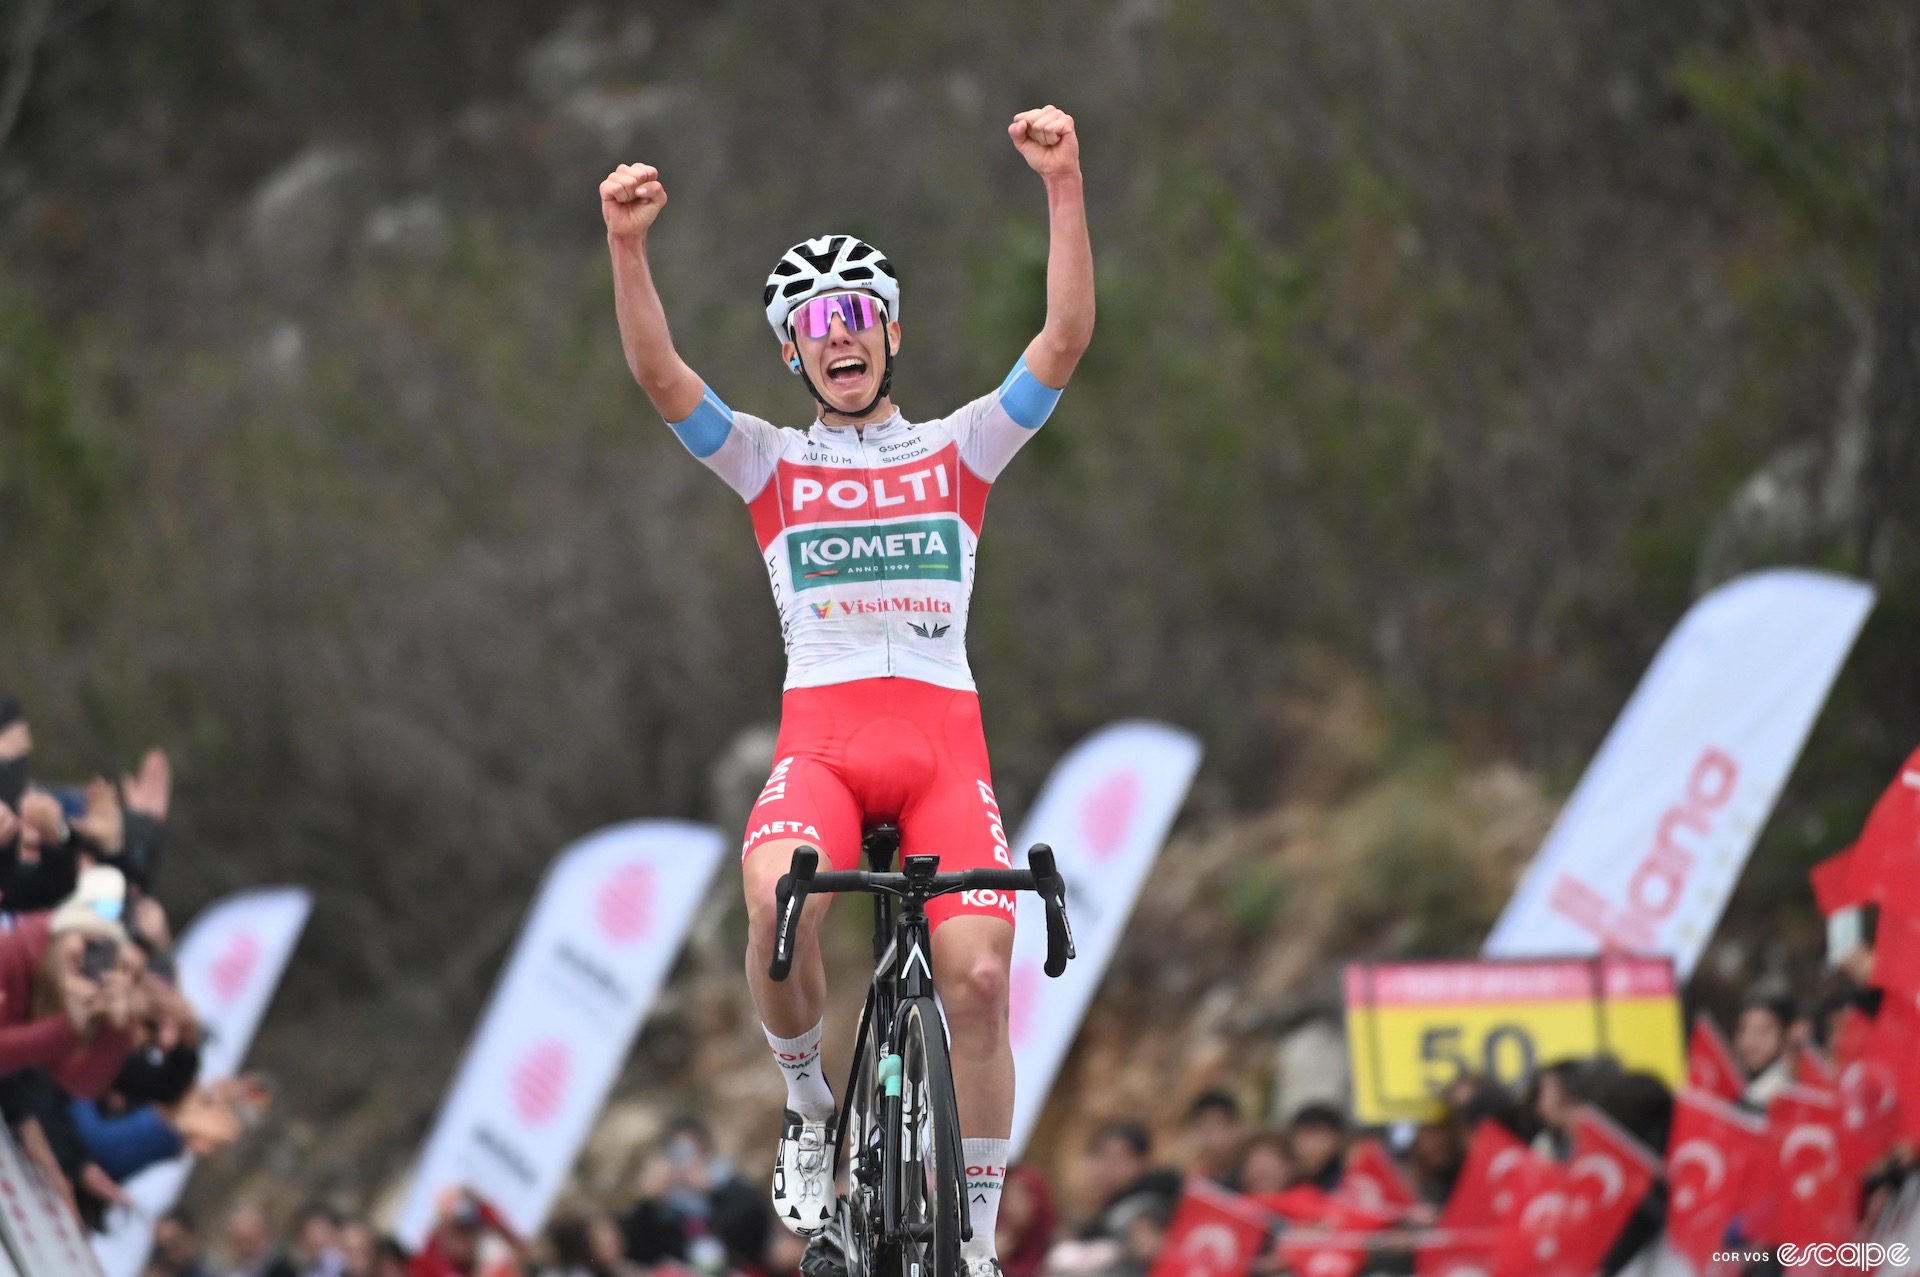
80, 938, 119, 980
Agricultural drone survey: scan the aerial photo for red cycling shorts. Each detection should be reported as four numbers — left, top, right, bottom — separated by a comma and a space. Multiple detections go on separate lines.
742, 677, 1017, 931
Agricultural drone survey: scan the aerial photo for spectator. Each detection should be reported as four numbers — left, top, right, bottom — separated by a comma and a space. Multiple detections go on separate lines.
410, 1189, 522, 1277
995, 1164, 1058, 1277
1282, 1104, 1345, 1194
1234, 1131, 1292, 1198
1528, 1061, 1586, 1161
373, 1239, 411, 1277
1589, 1071, 1676, 1275
1404, 1117, 1462, 1206
226, 1204, 297, 1277
341, 1221, 379, 1277
1735, 989, 1796, 1109
1074, 1121, 1181, 1243
546, 1217, 604, 1277
0, 867, 138, 1096
297, 1202, 348, 1277
1446, 1073, 1531, 1142
708, 1181, 777, 1277
618, 1117, 736, 1269
1179, 1090, 1246, 1188
150, 1205, 213, 1277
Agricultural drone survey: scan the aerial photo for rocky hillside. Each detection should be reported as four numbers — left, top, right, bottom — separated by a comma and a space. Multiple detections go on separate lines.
0, 0, 1915, 1228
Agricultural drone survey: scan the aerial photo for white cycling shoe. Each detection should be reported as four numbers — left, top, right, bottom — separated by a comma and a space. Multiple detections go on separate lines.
772, 1109, 836, 1236
962, 1258, 1005, 1277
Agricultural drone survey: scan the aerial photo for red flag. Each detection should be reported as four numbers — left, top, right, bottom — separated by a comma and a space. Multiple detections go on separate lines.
1862, 988, 1920, 1146
1445, 1120, 1537, 1228
1828, 1001, 1901, 1168
1665, 1087, 1769, 1271
1556, 1107, 1662, 1273
1808, 842, 1863, 916
1149, 1179, 1273, 1277
1275, 1230, 1365, 1277
1251, 1184, 1331, 1225
1687, 1014, 1746, 1103
1416, 1121, 1540, 1277
1844, 745, 1920, 909
1794, 1044, 1834, 1089
1333, 1139, 1418, 1221
1490, 1162, 1578, 1277
1874, 906, 1920, 996
1762, 1086, 1857, 1247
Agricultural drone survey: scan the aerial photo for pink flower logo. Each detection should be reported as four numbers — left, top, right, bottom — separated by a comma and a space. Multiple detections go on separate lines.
511, 1040, 571, 1127
207, 931, 262, 1005
595, 863, 653, 945
1079, 771, 1141, 862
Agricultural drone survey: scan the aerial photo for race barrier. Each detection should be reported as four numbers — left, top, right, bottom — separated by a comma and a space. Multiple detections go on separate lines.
90, 886, 313, 1277
1006, 720, 1203, 1154
0, 1118, 101, 1277
1343, 955, 1685, 1124
1485, 567, 1873, 979
396, 820, 728, 1248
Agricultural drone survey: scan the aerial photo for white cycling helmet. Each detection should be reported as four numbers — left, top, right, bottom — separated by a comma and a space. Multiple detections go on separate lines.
763, 235, 900, 340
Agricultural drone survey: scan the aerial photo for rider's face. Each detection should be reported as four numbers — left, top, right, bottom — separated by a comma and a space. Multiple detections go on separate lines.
783, 294, 900, 418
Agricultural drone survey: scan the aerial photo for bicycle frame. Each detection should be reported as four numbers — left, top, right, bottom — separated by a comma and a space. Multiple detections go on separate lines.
766, 825, 1075, 1275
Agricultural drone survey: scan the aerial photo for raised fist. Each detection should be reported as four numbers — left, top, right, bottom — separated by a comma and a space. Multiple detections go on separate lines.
1009, 105, 1080, 180
601, 162, 668, 239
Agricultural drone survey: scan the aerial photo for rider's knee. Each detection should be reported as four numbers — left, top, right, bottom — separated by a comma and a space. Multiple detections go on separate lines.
743, 840, 820, 948
941, 949, 1010, 1022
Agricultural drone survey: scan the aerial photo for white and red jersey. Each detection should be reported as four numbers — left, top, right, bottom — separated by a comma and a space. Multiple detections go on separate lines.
666, 358, 1060, 691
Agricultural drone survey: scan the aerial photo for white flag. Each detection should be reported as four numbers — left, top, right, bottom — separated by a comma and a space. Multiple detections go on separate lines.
1006, 721, 1203, 1154
1484, 568, 1873, 979
94, 888, 313, 1277
396, 820, 727, 1248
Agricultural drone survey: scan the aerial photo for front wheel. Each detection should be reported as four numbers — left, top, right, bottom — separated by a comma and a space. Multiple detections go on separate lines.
895, 998, 964, 1277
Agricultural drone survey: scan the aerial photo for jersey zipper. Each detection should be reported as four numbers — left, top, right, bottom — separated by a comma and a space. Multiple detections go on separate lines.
855, 426, 894, 676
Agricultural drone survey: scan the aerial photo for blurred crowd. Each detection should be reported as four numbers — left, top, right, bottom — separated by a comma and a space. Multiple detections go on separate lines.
0, 694, 261, 1236
153, 937, 1920, 1275
153, 948, 1914, 1277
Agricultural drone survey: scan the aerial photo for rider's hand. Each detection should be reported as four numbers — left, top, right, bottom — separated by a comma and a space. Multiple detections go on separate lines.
601, 163, 668, 240
1009, 105, 1080, 181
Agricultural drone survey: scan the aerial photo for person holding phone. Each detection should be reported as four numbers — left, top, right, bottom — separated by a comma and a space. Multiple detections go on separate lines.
0, 866, 138, 1094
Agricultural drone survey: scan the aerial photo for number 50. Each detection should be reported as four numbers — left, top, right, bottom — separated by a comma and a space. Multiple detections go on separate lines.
1420, 1023, 1537, 1092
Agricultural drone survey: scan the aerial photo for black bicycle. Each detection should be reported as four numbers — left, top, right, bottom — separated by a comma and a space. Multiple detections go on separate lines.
768, 826, 1076, 1277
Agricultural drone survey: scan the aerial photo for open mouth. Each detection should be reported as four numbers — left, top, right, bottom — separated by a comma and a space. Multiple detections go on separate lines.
826, 357, 868, 390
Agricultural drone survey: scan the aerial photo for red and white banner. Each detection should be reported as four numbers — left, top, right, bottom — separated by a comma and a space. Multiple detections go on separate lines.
0, 1120, 94, 1276
1484, 569, 1872, 978
1005, 721, 1202, 1153
94, 888, 314, 1277
395, 821, 726, 1248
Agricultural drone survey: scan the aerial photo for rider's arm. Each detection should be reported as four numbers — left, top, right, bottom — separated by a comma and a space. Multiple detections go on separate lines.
603, 163, 706, 424
1014, 107, 1095, 390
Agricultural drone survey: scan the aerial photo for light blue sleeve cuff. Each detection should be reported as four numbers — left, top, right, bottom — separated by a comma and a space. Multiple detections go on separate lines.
997, 356, 1063, 431
667, 385, 734, 459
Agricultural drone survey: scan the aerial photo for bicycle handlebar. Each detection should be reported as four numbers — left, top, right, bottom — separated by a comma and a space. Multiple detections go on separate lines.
767, 843, 1077, 982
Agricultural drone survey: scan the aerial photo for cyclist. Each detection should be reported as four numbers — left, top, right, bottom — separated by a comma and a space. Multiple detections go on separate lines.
600, 104, 1093, 1277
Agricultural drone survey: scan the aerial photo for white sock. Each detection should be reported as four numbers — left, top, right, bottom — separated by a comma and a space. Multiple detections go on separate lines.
764, 1022, 836, 1121
961, 1138, 1009, 1262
